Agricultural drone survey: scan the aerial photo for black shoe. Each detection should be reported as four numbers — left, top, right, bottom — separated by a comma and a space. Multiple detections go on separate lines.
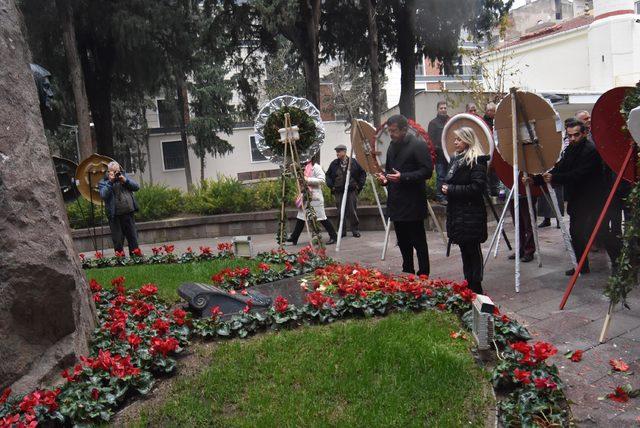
326, 238, 337, 245
538, 219, 551, 228
508, 254, 516, 260
285, 236, 296, 245
521, 254, 534, 263
565, 267, 590, 276
352, 231, 361, 238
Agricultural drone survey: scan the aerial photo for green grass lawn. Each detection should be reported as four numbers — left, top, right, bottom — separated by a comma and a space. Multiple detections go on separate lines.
86, 259, 272, 302
134, 311, 492, 427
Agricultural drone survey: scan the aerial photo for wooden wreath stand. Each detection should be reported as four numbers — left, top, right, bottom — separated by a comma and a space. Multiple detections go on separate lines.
277, 113, 322, 251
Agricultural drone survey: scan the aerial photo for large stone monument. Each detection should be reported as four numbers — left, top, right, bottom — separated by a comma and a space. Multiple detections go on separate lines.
0, 0, 96, 393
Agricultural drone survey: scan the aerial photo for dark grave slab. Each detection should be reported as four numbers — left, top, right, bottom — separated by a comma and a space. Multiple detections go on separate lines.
179, 275, 308, 319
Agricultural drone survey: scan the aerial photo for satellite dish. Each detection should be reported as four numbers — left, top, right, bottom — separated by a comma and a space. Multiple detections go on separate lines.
52, 156, 80, 203
441, 113, 494, 163
349, 119, 380, 174
591, 87, 637, 183
75, 153, 114, 204
253, 95, 325, 165
494, 91, 563, 174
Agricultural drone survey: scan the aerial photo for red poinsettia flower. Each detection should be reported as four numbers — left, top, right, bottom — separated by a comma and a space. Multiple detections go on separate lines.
306, 291, 334, 308
79, 253, 85, 261
258, 262, 271, 272
610, 359, 630, 372
151, 247, 163, 255
274, 296, 289, 313
111, 276, 126, 294
285, 261, 293, 272
211, 306, 223, 320
510, 341, 531, 356
533, 341, 558, 362
533, 376, 558, 390
243, 299, 254, 314
163, 244, 175, 254
139, 283, 158, 296
217, 242, 233, 252
89, 278, 102, 292
127, 334, 142, 349
95, 251, 103, 259
199, 246, 212, 255
131, 248, 143, 257
150, 336, 179, 357
173, 309, 187, 325
186, 246, 193, 254
513, 368, 532, 384
0, 388, 10, 404
115, 250, 126, 258
607, 386, 629, 403
568, 350, 584, 362
91, 388, 100, 400
61, 364, 83, 382
152, 319, 170, 336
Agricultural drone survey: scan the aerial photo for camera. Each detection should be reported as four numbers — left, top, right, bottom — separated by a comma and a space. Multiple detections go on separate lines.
114, 171, 122, 179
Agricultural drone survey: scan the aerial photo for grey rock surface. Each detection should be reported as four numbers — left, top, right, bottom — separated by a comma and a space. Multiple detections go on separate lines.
0, 0, 96, 393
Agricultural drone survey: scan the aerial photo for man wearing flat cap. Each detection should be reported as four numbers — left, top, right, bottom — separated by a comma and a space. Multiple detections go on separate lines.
326, 144, 367, 237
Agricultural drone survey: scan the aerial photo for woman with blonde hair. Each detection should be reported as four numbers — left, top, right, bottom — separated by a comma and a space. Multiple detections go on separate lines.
441, 127, 490, 294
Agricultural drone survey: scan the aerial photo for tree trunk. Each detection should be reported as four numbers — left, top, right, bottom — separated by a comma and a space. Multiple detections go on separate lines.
81, 43, 115, 158
200, 152, 205, 185
300, 0, 321, 108
56, 0, 93, 160
365, 0, 382, 127
145, 136, 153, 185
175, 73, 193, 191
395, 0, 416, 120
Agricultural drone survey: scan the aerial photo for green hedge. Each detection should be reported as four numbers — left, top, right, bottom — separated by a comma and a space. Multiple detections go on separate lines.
66, 176, 435, 229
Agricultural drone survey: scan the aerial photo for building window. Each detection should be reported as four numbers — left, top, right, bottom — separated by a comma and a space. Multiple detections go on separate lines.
415, 57, 425, 76
250, 136, 268, 162
162, 140, 185, 170
635, 0, 640, 14
157, 99, 180, 128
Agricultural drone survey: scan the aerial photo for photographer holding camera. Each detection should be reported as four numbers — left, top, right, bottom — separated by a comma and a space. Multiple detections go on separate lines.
99, 161, 140, 255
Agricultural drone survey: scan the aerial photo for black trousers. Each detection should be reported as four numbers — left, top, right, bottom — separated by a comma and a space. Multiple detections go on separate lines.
393, 220, 430, 276
459, 242, 484, 294
570, 204, 621, 270
334, 189, 359, 234
108, 213, 139, 254
289, 219, 337, 244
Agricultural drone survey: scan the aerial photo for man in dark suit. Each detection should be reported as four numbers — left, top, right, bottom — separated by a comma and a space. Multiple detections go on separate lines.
525, 119, 621, 275
376, 114, 433, 276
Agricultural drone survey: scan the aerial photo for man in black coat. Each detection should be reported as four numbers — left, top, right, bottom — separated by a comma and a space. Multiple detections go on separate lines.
376, 114, 433, 276
526, 119, 621, 275
427, 101, 450, 204
326, 144, 367, 237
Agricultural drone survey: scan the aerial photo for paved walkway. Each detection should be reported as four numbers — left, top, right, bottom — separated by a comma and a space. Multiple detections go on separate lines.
123, 221, 639, 426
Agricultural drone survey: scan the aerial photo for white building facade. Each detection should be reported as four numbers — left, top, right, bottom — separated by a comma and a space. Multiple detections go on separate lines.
481, 0, 640, 94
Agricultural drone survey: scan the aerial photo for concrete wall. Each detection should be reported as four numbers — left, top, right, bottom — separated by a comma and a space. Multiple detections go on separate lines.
383, 91, 480, 126
140, 121, 352, 191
